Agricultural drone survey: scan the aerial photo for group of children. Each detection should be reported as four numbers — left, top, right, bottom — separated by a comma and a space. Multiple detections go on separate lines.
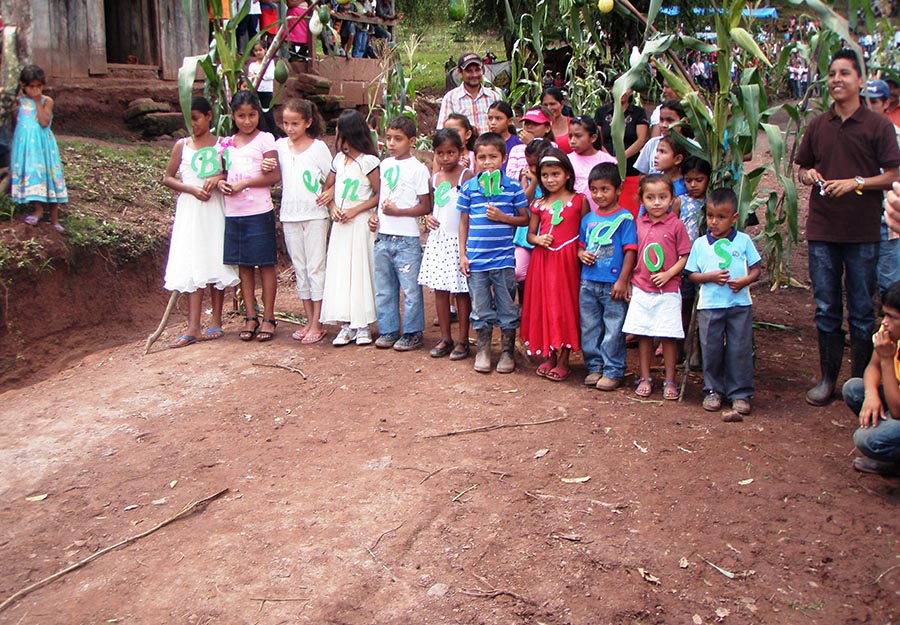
160, 87, 762, 419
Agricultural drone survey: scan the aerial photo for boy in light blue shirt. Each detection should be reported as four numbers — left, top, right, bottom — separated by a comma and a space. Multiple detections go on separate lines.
686, 188, 761, 419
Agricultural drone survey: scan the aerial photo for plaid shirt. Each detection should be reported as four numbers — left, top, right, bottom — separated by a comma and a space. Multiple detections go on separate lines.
437, 83, 501, 136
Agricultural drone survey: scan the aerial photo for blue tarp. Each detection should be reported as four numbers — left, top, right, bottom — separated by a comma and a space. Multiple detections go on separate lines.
659, 6, 779, 18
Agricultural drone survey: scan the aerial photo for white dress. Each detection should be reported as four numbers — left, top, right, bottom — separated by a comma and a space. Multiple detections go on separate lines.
319, 152, 380, 328
164, 140, 240, 293
418, 170, 469, 293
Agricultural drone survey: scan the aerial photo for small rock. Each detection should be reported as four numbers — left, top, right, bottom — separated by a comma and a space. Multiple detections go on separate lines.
427, 582, 449, 597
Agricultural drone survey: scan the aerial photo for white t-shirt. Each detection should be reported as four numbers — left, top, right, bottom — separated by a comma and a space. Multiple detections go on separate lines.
250, 0, 261, 15
248, 60, 275, 93
276, 138, 333, 222
378, 155, 430, 237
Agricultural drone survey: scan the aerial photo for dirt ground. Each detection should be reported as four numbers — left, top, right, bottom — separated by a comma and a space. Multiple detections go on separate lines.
1, 126, 900, 624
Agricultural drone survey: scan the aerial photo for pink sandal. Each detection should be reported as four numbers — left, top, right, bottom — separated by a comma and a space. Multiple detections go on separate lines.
663, 381, 680, 400
635, 377, 653, 397
292, 327, 309, 341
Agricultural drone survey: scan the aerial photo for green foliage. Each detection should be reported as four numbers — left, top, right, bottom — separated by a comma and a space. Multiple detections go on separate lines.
367, 37, 424, 150
178, 0, 290, 135
64, 210, 159, 264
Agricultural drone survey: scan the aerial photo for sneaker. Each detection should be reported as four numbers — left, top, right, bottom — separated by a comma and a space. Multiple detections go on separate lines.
355, 327, 373, 345
853, 457, 900, 476
731, 398, 752, 415
332, 325, 357, 346
596, 376, 621, 391
584, 372, 602, 386
393, 332, 424, 352
702, 391, 722, 411
375, 332, 400, 349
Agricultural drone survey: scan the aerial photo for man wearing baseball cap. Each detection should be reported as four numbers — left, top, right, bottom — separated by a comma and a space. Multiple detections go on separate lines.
436, 52, 501, 136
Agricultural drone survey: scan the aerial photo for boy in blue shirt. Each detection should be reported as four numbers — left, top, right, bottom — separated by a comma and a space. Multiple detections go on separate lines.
686, 188, 762, 420
458, 132, 529, 373
578, 163, 637, 390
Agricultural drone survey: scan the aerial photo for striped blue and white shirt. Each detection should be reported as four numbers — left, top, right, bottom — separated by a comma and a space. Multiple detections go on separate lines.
457, 174, 528, 272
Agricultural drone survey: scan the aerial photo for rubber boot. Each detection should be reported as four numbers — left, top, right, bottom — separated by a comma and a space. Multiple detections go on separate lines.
806, 331, 845, 406
496, 329, 517, 374
474, 328, 493, 373
849, 335, 874, 379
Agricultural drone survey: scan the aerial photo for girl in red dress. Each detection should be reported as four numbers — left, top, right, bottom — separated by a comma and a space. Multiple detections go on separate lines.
521, 147, 590, 381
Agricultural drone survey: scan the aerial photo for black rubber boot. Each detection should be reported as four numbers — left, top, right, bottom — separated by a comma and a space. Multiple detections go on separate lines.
496, 329, 517, 374
474, 328, 493, 373
806, 331, 845, 406
849, 335, 874, 379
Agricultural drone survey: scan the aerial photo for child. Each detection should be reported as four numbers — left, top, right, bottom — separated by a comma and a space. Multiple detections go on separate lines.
217, 91, 281, 342
246, 41, 278, 136
458, 132, 530, 373
652, 135, 687, 198
319, 110, 381, 345
622, 174, 692, 399
487, 101, 520, 172
521, 148, 590, 381
269, 98, 332, 344
442, 113, 476, 171
514, 139, 554, 302
419, 128, 474, 359
566, 115, 616, 209
506, 107, 555, 180
675, 156, 711, 243
11, 64, 67, 231
368, 116, 431, 351
686, 188, 761, 420
578, 163, 637, 390
843, 280, 900, 475
634, 99, 688, 177
162, 96, 240, 347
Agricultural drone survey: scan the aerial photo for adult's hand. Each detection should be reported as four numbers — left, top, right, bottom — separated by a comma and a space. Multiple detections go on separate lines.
887, 181, 900, 237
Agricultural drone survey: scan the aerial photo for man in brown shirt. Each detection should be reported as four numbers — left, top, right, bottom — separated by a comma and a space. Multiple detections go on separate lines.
795, 49, 900, 406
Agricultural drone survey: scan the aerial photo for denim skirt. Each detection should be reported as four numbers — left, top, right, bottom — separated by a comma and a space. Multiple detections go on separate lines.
224, 210, 277, 267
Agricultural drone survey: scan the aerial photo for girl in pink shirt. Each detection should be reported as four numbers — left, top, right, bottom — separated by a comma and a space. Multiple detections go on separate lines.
566, 116, 617, 210
217, 91, 280, 342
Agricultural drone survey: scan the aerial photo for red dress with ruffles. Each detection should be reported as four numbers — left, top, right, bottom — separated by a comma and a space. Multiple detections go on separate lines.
521, 193, 584, 356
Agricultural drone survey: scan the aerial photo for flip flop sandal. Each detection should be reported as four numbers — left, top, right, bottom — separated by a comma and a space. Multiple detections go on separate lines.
24, 215, 38, 226
239, 317, 259, 342
200, 327, 224, 341
292, 327, 309, 341
546, 367, 571, 382
635, 377, 653, 397
170, 335, 197, 349
301, 329, 327, 344
256, 318, 277, 342
52, 223, 65, 233
663, 381, 680, 400
536, 361, 554, 378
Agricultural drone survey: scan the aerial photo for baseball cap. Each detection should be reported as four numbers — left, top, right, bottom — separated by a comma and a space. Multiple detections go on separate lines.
866, 79, 890, 100
457, 52, 483, 69
521, 108, 551, 124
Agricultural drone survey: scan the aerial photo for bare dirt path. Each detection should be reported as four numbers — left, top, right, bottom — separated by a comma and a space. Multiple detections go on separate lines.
1, 129, 899, 625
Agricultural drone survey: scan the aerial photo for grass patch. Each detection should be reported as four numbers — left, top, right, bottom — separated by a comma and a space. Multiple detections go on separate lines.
397, 24, 505, 95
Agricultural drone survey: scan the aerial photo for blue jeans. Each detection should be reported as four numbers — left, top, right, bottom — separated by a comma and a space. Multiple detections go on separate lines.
374, 235, 424, 336
843, 378, 900, 462
878, 221, 900, 297
807, 241, 878, 340
579, 280, 628, 379
351, 29, 368, 58
468, 268, 519, 331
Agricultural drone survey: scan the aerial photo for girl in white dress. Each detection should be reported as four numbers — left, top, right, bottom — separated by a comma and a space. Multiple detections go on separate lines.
162, 97, 239, 347
319, 110, 381, 346
418, 128, 473, 359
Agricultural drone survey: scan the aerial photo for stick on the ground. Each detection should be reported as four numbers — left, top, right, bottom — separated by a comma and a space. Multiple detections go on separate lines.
144, 290, 179, 355
426, 417, 566, 439
459, 572, 533, 604
679, 296, 700, 401
0, 488, 228, 613
875, 563, 900, 584
370, 522, 404, 551
253, 362, 308, 380
419, 467, 444, 485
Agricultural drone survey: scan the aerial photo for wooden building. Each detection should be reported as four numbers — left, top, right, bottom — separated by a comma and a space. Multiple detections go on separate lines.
25, 0, 207, 80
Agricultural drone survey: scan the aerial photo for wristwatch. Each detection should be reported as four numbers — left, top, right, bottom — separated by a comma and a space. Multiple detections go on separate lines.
855, 176, 865, 195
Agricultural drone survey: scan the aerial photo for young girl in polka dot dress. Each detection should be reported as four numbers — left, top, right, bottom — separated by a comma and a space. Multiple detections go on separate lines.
418, 128, 474, 359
